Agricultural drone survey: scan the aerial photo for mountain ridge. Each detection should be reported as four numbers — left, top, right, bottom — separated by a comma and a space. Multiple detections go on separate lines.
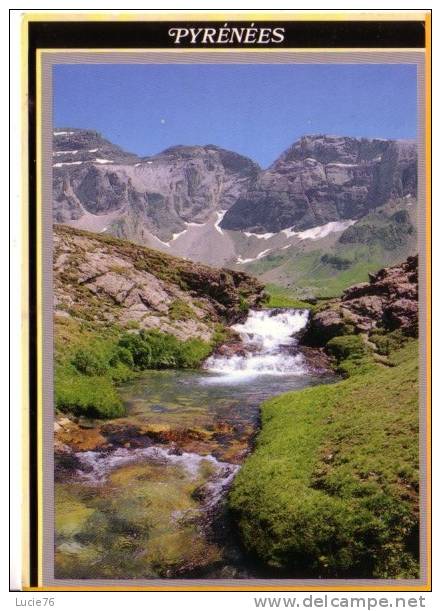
221, 134, 417, 233
52, 129, 418, 297
53, 128, 259, 240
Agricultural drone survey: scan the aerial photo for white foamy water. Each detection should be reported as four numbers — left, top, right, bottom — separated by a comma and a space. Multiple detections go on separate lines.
75, 445, 237, 487
204, 308, 309, 380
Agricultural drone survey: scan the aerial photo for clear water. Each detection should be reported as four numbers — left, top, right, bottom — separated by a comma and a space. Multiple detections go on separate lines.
55, 309, 334, 579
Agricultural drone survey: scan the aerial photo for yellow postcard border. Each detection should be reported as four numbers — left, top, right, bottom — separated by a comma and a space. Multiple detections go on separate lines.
20, 10, 432, 592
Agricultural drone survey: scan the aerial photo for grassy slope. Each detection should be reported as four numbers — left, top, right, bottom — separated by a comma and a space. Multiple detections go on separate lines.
263, 284, 312, 309
229, 341, 419, 578
250, 200, 417, 299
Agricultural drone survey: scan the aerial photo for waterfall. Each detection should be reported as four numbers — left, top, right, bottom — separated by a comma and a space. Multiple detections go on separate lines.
204, 308, 309, 379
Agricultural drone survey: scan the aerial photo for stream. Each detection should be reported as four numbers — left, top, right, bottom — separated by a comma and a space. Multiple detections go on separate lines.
55, 308, 333, 579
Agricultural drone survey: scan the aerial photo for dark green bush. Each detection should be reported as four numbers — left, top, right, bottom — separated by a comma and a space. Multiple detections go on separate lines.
55, 373, 124, 419
176, 338, 213, 368
118, 330, 212, 370
71, 347, 109, 376
370, 329, 408, 356
118, 333, 153, 369
109, 346, 135, 369
326, 335, 372, 377
326, 334, 367, 361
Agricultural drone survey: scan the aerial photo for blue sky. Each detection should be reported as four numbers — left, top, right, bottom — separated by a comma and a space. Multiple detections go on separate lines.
53, 63, 416, 168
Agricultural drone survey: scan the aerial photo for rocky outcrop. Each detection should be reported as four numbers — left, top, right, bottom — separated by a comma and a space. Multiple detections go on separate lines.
54, 225, 265, 342
303, 256, 418, 345
221, 135, 417, 234
53, 129, 259, 240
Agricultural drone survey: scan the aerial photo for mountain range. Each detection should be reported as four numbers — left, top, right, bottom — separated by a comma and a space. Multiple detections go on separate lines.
52, 129, 418, 298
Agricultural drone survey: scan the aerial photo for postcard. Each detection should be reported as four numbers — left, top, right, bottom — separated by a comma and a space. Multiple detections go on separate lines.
16, 11, 431, 591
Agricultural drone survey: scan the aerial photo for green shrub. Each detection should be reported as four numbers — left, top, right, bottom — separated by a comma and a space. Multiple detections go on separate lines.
176, 338, 213, 368
370, 329, 408, 356
55, 373, 124, 419
239, 295, 249, 313
118, 330, 212, 370
326, 335, 366, 361
71, 348, 109, 376
108, 361, 134, 384
109, 346, 134, 369
168, 299, 196, 321
326, 335, 372, 377
118, 332, 153, 369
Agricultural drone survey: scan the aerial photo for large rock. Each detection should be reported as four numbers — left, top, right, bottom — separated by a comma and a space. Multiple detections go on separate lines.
221, 135, 417, 234
53, 225, 266, 342
303, 256, 418, 345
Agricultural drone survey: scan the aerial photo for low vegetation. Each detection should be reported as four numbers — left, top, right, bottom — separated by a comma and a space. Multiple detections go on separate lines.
264, 284, 312, 309
55, 317, 213, 419
229, 336, 419, 578
245, 201, 417, 300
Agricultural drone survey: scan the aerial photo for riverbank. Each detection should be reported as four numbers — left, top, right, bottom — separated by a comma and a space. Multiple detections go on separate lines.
55, 307, 330, 579
229, 257, 420, 579
53, 224, 267, 420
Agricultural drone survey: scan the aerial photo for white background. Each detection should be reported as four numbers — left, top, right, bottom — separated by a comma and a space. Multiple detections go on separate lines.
6, 2, 439, 609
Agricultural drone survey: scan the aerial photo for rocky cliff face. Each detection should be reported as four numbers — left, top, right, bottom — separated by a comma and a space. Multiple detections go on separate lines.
221, 135, 417, 233
303, 255, 418, 346
54, 225, 265, 342
53, 129, 259, 241
52, 131, 418, 294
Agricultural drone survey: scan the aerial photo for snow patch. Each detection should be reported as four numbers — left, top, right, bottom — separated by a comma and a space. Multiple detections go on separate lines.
94, 158, 114, 164
294, 220, 356, 240
244, 231, 277, 240
53, 161, 83, 168
185, 221, 206, 227
53, 131, 75, 136
237, 249, 271, 264
281, 219, 356, 241
214, 210, 227, 235
154, 236, 171, 248
53, 150, 78, 156
171, 229, 187, 241
281, 227, 298, 238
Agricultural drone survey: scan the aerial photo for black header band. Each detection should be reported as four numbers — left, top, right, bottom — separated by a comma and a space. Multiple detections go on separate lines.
29, 20, 425, 50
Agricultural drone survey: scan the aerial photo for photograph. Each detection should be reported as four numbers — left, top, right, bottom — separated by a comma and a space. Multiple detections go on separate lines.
51, 62, 422, 581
